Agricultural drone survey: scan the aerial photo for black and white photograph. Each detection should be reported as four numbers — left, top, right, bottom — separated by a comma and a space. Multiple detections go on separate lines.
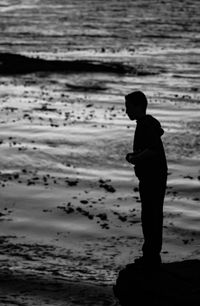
0, 0, 199, 305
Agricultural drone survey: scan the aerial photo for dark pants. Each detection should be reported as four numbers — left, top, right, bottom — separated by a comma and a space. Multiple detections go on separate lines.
138, 174, 167, 259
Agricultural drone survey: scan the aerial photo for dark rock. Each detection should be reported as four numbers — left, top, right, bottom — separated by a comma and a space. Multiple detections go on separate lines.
76, 207, 93, 220
27, 180, 35, 186
118, 215, 127, 222
96, 213, 107, 221
57, 205, 74, 214
13, 173, 19, 179
113, 260, 200, 306
66, 179, 78, 186
80, 200, 88, 204
100, 223, 109, 229
99, 179, 116, 193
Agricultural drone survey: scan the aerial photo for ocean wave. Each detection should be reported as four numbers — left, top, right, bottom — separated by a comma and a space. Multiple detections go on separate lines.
0, 53, 158, 76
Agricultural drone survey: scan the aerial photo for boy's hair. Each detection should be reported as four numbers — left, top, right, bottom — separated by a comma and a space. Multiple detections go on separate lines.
125, 91, 148, 111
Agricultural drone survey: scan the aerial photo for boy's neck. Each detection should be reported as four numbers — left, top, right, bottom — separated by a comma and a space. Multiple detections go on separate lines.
136, 112, 146, 121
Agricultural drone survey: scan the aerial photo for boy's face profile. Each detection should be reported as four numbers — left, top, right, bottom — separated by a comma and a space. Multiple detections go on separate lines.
125, 101, 143, 121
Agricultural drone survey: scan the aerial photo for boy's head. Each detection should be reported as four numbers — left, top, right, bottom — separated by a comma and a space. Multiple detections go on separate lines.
125, 90, 148, 120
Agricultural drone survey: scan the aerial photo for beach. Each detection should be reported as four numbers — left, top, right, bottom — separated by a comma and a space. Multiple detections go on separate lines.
0, 0, 200, 305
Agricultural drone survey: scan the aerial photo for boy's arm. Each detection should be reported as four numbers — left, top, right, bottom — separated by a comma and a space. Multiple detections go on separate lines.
126, 118, 163, 165
126, 149, 157, 165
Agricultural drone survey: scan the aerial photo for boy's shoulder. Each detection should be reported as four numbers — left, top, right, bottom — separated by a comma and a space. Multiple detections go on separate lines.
137, 115, 164, 136
138, 114, 159, 126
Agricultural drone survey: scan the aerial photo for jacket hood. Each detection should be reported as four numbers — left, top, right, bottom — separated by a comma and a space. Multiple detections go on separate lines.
138, 114, 164, 136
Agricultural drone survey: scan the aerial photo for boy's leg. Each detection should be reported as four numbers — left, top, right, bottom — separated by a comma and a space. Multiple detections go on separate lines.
139, 176, 167, 262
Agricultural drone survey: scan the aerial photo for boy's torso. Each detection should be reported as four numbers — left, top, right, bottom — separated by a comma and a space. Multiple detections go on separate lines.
133, 115, 167, 179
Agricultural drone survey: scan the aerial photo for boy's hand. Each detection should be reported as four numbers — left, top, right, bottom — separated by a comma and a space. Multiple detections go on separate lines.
126, 149, 157, 165
126, 153, 136, 165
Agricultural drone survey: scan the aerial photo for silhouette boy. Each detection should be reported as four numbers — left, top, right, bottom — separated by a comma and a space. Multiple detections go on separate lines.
125, 91, 167, 266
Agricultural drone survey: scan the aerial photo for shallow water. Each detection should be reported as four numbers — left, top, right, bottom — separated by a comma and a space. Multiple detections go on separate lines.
1, 0, 200, 51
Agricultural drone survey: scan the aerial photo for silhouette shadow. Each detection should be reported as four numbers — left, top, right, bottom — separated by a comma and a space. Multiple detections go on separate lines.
113, 260, 200, 306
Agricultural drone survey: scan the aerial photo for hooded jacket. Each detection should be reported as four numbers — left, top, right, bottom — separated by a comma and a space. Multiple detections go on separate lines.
133, 114, 167, 179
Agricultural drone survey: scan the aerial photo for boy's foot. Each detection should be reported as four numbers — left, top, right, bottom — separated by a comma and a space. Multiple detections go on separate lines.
134, 255, 162, 267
